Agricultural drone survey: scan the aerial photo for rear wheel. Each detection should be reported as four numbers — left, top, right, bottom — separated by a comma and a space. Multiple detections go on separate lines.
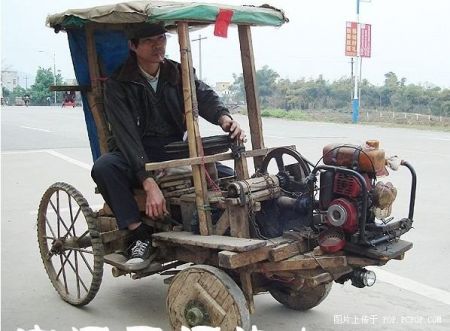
269, 282, 332, 311
37, 182, 104, 306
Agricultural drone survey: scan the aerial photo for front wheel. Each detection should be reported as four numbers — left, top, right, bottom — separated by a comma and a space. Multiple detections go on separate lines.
37, 182, 104, 306
269, 282, 332, 311
167, 265, 250, 331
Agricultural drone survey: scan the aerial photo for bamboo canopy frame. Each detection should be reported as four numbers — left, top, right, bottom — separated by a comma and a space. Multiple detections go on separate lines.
47, 1, 289, 235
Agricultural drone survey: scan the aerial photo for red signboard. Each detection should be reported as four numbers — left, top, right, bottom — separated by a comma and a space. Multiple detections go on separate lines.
345, 21, 358, 56
360, 23, 371, 58
345, 22, 372, 58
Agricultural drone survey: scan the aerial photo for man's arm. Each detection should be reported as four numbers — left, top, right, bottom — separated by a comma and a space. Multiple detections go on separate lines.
104, 79, 167, 219
194, 79, 245, 142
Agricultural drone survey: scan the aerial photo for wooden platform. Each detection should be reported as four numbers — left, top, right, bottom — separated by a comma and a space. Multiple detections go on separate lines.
152, 231, 266, 252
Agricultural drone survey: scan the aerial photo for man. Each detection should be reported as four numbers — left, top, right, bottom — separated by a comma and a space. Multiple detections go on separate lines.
91, 23, 245, 270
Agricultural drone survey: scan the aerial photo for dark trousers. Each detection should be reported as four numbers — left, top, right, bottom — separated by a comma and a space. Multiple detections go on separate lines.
91, 136, 234, 230
91, 136, 180, 230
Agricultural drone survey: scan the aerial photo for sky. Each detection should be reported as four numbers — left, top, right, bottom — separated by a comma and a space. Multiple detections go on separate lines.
1, 0, 450, 88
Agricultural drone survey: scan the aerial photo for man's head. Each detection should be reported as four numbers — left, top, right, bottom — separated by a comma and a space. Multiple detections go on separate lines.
126, 23, 167, 64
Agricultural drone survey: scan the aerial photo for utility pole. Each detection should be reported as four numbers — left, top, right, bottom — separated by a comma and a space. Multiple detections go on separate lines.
352, 0, 361, 124
53, 52, 57, 104
192, 34, 207, 80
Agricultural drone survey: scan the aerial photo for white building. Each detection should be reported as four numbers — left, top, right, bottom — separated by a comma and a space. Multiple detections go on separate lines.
1, 70, 19, 91
214, 81, 231, 98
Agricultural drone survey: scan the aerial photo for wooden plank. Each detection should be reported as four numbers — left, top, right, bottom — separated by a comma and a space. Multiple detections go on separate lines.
256, 254, 348, 272
218, 237, 290, 269
144, 145, 296, 171
49, 85, 91, 92
239, 271, 255, 314
152, 231, 266, 252
85, 23, 109, 155
238, 25, 264, 170
228, 205, 249, 238
213, 208, 230, 235
218, 246, 271, 269
178, 22, 211, 236
269, 242, 304, 262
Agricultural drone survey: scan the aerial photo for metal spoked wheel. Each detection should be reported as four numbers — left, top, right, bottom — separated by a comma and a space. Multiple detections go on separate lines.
269, 282, 332, 311
167, 265, 250, 331
37, 182, 104, 306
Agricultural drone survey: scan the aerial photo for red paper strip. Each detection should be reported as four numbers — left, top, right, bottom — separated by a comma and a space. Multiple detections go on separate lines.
214, 9, 234, 38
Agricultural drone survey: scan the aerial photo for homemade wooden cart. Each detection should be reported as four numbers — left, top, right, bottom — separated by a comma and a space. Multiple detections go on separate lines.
39, 2, 417, 330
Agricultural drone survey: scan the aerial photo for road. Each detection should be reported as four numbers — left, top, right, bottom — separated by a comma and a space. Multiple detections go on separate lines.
1, 106, 449, 331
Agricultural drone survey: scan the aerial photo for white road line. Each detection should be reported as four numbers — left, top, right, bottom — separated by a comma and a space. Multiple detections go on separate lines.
370, 267, 450, 306
45, 150, 92, 170
30, 204, 104, 216
20, 125, 52, 133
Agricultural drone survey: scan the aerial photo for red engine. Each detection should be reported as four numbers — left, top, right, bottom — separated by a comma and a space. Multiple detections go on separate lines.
319, 165, 374, 234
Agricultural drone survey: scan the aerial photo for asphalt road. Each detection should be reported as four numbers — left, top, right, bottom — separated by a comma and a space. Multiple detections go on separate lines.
1, 106, 449, 331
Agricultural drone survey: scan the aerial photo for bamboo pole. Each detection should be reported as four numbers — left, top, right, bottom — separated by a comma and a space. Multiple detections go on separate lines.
238, 25, 264, 170
85, 24, 109, 155
177, 22, 212, 235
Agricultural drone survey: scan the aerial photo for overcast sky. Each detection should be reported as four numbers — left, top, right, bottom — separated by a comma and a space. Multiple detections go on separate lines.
2, 0, 450, 88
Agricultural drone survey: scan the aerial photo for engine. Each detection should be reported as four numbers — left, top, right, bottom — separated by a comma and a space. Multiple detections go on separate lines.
316, 140, 400, 250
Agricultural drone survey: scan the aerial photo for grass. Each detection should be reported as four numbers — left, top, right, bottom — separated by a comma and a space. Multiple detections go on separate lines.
255, 108, 450, 132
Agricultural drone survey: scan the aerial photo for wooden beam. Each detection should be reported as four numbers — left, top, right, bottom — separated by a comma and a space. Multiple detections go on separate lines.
145, 145, 296, 171
177, 22, 212, 235
228, 205, 250, 238
152, 231, 266, 252
238, 25, 264, 170
85, 24, 109, 155
218, 247, 271, 269
256, 254, 348, 272
218, 237, 291, 269
240, 271, 255, 313
49, 85, 91, 92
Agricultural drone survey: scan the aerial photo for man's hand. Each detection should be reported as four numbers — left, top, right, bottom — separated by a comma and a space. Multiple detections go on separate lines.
218, 115, 246, 142
142, 177, 168, 219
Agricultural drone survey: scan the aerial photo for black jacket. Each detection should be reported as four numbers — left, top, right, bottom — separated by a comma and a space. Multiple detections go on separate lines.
104, 54, 230, 182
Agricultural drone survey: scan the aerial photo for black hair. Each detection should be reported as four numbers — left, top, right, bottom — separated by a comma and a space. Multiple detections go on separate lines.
130, 38, 140, 48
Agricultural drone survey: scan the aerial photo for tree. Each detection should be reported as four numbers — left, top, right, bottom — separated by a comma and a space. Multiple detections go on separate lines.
256, 65, 279, 106
29, 67, 64, 105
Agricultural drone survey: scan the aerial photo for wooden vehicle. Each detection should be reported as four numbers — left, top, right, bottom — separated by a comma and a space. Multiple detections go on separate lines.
39, 2, 416, 330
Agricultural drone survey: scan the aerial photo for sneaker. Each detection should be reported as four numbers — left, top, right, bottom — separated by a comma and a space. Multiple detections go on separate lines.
125, 239, 153, 270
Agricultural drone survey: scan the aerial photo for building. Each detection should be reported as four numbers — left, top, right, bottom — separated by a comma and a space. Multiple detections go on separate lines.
214, 81, 231, 98
1, 70, 19, 91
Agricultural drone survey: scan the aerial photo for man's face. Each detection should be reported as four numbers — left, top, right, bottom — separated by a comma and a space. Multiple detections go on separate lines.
130, 34, 167, 64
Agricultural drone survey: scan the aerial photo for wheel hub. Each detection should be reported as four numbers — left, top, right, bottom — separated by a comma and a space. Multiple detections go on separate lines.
50, 239, 65, 255
185, 301, 209, 327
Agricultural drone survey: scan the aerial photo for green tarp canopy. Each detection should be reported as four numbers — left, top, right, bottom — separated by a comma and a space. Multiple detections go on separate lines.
47, 0, 288, 30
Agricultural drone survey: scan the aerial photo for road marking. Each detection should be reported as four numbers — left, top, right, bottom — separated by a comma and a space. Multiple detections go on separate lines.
45, 150, 92, 170
371, 267, 450, 306
30, 204, 104, 216
20, 125, 52, 133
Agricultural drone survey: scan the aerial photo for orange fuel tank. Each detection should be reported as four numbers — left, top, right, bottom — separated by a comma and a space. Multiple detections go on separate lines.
322, 140, 387, 176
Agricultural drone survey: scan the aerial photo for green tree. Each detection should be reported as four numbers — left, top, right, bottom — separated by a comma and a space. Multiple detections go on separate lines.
256, 65, 279, 106
30, 67, 63, 105
7, 86, 30, 105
